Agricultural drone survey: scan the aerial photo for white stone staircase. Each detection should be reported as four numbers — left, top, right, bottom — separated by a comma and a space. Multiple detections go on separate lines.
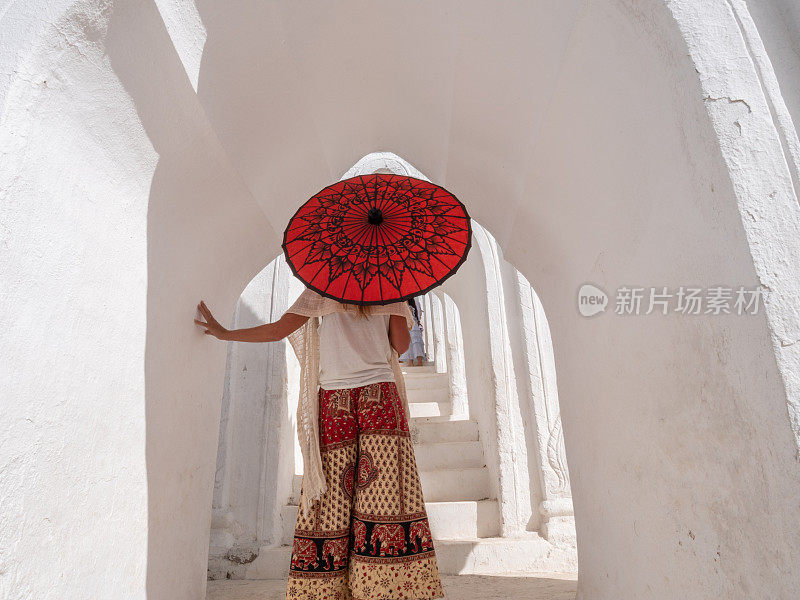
246, 363, 575, 578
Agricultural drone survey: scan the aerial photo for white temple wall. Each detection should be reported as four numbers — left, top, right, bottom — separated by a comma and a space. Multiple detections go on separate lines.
3, 1, 800, 598
209, 257, 303, 568
740, 0, 800, 192
0, 3, 278, 597
435, 234, 504, 510
441, 293, 469, 419
498, 251, 547, 534
429, 294, 448, 374
495, 3, 800, 596
515, 277, 574, 543
422, 294, 437, 365
438, 221, 571, 538
462, 223, 527, 537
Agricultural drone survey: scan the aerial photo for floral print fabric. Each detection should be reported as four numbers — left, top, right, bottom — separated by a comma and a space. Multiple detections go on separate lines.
286, 381, 444, 600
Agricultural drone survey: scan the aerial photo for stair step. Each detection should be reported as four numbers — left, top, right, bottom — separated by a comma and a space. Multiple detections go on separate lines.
419, 467, 490, 502
244, 546, 290, 579
279, 499, 501, 546
245, 534, 577, 578
400, 363, 436, 374
290, 444, 484, 503
414, 441, 485, 470
433, 536, 578, 574
425, 500, 501, 539
410, 414, 472, 424
405, 386, 449, 404
408, 400, 452, 418
410, 419, 479, 444
402, 372, 449, 391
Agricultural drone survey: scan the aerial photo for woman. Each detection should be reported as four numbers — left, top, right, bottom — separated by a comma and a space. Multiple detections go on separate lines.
195, 288, 445, 600
400, 297, 426, 367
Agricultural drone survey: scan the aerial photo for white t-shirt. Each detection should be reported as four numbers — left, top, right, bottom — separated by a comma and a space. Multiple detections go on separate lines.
317, 311, 396, 390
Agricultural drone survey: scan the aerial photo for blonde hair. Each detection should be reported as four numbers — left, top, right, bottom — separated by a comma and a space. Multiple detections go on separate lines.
355, 304, 373, 319
339, 301, 373, 319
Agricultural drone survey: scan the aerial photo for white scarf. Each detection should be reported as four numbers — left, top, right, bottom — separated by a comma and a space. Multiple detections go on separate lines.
285, 288, 414, 516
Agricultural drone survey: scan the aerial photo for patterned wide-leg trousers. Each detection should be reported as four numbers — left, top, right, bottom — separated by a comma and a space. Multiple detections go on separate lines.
286, 381, 444, 600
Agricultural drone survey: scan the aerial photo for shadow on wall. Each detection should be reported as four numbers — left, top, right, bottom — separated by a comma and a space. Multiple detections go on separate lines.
103, 2, 278, 598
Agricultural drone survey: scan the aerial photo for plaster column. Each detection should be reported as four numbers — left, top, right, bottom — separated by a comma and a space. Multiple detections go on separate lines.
430, 293, 448, 374
470, 222, 529, 537
516, 274, 574, 543
422, 293, 436, 365
442, 293, 470, 418
208, 256, 304, 577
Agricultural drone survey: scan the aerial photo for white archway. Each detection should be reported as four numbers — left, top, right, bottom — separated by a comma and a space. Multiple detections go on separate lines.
208, 154, 577, 578
2, 2, 800, 599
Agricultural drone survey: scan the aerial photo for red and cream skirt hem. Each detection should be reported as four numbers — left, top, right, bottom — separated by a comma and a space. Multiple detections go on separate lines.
285, 381, 445, 600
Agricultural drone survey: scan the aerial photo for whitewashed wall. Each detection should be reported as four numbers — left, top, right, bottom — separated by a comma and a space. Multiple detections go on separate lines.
2, 1, 800, 599
437, 221, 575, 540
208, 256, 303, 571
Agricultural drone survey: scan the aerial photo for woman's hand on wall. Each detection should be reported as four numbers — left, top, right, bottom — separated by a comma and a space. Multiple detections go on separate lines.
195, 300, 309, 343
195, 300, 229, 340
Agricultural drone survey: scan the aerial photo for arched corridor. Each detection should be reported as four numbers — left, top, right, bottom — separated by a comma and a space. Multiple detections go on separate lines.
3, 2, 800, 599
209, 156, 577, 579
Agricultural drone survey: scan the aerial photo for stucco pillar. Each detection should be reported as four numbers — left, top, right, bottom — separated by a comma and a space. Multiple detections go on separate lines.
442, 293, 470, 418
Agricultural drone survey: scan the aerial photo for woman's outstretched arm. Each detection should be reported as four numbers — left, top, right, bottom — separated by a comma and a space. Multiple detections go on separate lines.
194, 300, 309, 342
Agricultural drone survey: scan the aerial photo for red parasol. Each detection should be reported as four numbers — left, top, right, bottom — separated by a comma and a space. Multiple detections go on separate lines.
282, 174, 472, 305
